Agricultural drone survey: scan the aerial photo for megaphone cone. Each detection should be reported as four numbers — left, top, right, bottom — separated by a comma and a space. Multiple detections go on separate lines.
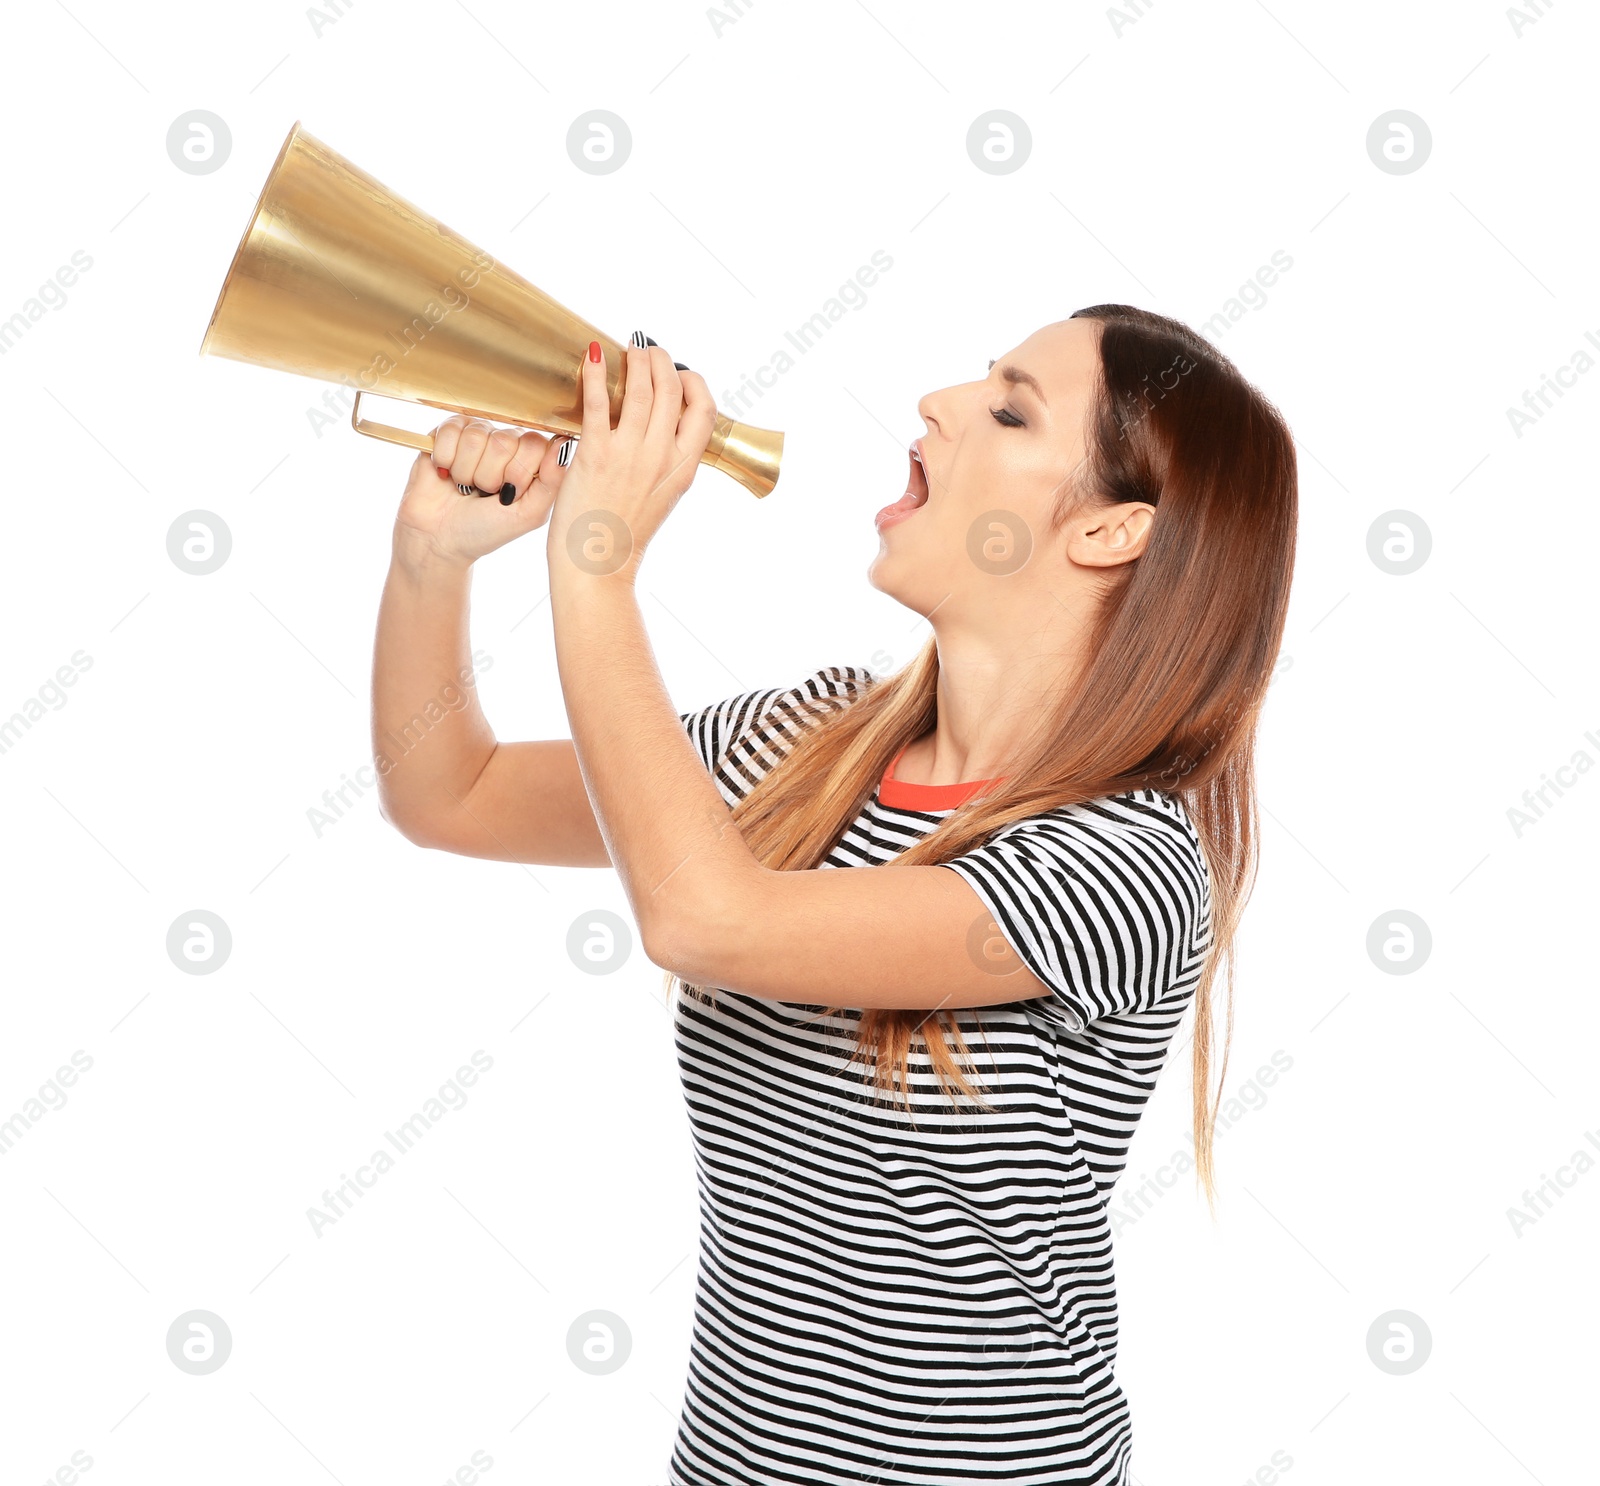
201, 121, 782, 498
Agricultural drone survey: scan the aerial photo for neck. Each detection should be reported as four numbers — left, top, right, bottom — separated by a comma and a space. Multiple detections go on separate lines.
900, 615, 1091, 786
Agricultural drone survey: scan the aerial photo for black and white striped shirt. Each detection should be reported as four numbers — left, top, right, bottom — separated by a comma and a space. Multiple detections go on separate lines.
670, 665, 1212, 1486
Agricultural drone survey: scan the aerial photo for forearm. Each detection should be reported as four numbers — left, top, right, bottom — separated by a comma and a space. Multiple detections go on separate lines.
372, 535, 497, 833
548, 568, 763, 959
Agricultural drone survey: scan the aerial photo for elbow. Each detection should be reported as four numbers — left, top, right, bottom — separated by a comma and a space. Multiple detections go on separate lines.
640, 910, 708, 982
376, 792, 444, 852
640, 879, 742, 984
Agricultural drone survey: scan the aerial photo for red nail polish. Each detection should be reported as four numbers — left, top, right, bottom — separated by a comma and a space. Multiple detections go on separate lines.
588, 341, 602, 364
436, 466, 452, 480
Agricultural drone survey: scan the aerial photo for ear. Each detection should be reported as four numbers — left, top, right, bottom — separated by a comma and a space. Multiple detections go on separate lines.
1063, 501, 1155, 568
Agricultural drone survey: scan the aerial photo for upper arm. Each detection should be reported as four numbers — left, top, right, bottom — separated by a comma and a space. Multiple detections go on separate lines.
652, 861, 1059, 1015
654, 802, 1210, 1025
393, 662, 873, 868
395, 739, 612, 866
938, 808, 1211, 1031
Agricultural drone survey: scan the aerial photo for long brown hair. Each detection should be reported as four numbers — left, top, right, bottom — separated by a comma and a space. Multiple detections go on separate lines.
667, 306, 1298, 1207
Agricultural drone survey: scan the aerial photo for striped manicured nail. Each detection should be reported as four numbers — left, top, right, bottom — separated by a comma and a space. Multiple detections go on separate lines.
557, 437, 576, 468
629, 330, 646, 349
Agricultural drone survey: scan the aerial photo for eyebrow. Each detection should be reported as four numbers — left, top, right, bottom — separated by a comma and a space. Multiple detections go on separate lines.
988, 358, 1047, 406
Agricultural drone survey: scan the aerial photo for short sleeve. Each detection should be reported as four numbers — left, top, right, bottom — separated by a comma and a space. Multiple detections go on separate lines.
940, 793, 1212, 1034
678, 664, 876, 808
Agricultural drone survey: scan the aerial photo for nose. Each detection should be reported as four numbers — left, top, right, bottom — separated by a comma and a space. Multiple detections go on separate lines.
917, 369, 983, 437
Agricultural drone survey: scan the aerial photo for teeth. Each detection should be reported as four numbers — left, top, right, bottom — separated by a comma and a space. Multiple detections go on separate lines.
907, 446, 929, 504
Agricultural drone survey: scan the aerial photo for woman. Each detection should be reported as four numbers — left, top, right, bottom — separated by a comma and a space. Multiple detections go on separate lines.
372, 306, 1298, 1484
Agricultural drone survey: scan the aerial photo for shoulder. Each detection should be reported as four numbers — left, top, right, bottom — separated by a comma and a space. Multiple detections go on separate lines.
760, 662, 878, 721
999, 785, 1198, 848
679, 663, 876, 804
954, 787, 1212, 937
679, 662, 875, 738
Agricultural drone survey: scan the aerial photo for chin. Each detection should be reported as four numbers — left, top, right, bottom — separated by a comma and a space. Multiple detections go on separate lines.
866, 552, 937, 619
865, 546, 905, 600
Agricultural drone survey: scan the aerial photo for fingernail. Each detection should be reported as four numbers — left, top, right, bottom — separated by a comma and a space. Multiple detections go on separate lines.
557, 437, 576, 468
673, 361, 690, 371
629, 330, 646, 349
588, 340, 602, 363
438, 466, 452, 480
499, 484, 516, 506
644, 336, 659, 348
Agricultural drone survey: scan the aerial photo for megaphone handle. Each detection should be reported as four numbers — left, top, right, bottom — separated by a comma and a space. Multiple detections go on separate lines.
348, 391, 779, 498
350, 391, 434, 453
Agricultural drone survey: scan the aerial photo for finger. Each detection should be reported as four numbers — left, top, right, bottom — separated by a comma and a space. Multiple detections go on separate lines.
617, 331, 654, 441
518, 435, 577, 509
498, 476, 558, 530
551, 435, 577, 478
451, 419, 495, 491
675, 369, 718, 458
430, 414, 472, 476
468, 426, 523, 497
580, 340, 611, 446
498, 430, 551, 502
644, 347, 683, 448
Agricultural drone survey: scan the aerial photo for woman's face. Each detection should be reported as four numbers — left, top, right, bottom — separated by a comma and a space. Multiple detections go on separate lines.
867, 317, 1107, 620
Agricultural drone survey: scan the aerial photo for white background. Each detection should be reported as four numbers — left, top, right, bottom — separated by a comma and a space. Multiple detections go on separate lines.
2, 1, 1596, 1483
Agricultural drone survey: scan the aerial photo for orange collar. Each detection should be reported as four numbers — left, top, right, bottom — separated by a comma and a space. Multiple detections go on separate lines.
878, 742, 1005, 810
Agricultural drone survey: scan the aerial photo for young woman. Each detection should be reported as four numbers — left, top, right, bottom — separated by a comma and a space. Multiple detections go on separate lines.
372, 306, 1298, 1485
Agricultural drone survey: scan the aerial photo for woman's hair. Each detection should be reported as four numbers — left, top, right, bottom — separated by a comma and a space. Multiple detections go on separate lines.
667, 305, 1298, 1208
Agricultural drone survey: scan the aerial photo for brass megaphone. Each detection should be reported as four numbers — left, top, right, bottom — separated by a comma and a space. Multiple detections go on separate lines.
200, 121, 782, 498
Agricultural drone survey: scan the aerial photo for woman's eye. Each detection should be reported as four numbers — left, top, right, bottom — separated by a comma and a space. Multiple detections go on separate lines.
990, 407, 1024, 428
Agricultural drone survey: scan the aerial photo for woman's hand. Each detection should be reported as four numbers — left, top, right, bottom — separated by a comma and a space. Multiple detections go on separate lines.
547, 336, 718, 584
393, 415, 571, 571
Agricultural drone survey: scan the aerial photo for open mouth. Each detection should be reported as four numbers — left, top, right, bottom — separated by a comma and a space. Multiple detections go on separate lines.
874, 442, 930, 531
908, 441, 930, 503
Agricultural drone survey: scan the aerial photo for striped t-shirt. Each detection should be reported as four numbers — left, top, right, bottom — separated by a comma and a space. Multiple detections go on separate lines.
669, 665, 1213, 1486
